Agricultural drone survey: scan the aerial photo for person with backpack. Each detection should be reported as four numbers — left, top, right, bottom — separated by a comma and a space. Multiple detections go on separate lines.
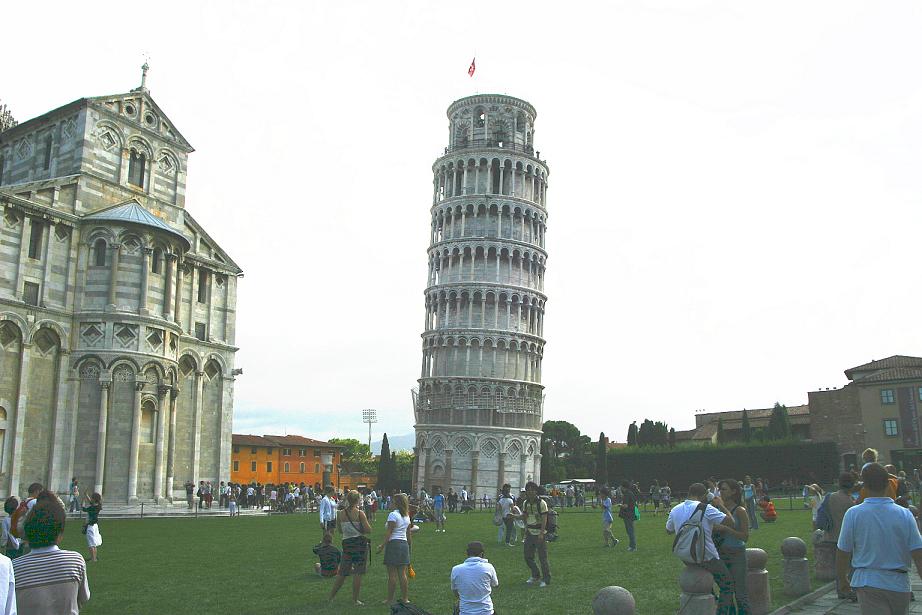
328, 490, 372, 607
666, 482, 736, 615
10, 483, 43, 550
519, 482, 550, 587
716, 479, 751, 614
819, 472, 856, 599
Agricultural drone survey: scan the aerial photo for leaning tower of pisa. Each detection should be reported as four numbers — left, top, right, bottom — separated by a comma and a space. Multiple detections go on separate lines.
412, 94, 549, 498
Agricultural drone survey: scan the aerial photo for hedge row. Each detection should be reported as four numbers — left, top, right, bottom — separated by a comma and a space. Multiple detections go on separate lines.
606, 440, 839, 489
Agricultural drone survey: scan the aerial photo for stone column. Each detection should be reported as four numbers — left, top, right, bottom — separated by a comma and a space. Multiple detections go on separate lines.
746, 548, 771, 615
46, 349, 70, 488
812, 530, 836, 581
163, 254, 174, 320
470, 450, 479, 495
678, 564, 716, 614
166, 387, 179, 499
444, 449, 453, 490
519, 453, 528, 492
39, 221, 54, 306
153, 385, 170, 501
126, 380, 144, 502
781, 537, 810, 597
173, 260, 184, 325
93, 379, 111, 495
533, 453, 542, 484
411, 446, 420, 494
192, 371, 204, 481
592, 586, 636, 615
8, 343, 32, 496
137, 247, 151, 315
497, 451, 506, 492
107, 243, 121, 310
423, 446, 432, 491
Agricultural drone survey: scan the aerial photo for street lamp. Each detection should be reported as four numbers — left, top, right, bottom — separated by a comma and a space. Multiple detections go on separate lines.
362, 408, 378, 454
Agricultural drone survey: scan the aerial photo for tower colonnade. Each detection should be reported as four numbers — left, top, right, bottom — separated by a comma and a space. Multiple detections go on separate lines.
413, 94, 548, 497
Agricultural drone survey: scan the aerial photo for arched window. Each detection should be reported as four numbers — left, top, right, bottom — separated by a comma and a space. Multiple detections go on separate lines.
284, 462, 290, 473
474, 107, 485, 128
151, 248, 162, 274
128, 149, 146, 188
93, 239, 107, 266
140, 400, 156, 443
299, 462, 305, 473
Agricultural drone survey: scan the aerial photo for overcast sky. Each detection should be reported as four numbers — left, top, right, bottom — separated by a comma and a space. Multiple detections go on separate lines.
6, 1, 922, 448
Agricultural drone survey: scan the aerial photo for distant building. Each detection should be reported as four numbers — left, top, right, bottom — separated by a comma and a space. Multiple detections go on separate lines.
676, 354, 922, 472
230, 434, 343, 488
810, 355, 922, 471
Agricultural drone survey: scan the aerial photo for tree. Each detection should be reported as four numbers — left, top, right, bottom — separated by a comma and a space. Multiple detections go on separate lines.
669, 427, 676, 448
636, 419, 669, 447
627, 422, 638, 446
768, 402, 792, 440
596, 432, 609, 486
393, 450, 414, 492
328, 438, 373, 473
716, 418, 726, 445
740, 409, 752, 443
377, 433, 393, 492
543, 420, 589, 460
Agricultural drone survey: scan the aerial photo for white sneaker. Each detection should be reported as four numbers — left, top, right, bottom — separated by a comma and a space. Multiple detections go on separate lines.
539, 581, 548, 588
612, 538, 620, 548
525, 577, 538, 585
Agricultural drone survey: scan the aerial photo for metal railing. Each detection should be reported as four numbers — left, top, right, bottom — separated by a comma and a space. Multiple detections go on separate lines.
443, 138, 540, 158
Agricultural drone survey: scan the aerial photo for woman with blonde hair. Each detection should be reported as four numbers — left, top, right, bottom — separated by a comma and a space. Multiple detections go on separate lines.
377, 492, 411, 605
328, 490, 372, 606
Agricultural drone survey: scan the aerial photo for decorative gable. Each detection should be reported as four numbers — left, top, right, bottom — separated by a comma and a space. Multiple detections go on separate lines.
89, 92, 193, 153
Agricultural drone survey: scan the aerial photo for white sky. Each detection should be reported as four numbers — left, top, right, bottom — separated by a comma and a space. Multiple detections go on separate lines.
6, 1, 922, 447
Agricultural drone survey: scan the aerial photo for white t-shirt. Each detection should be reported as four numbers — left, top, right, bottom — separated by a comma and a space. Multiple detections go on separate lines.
498, 495, 514, 518
387, 510, 411, 542
0, 554, 14, 615
451, 556, 499, 615
665, 499, 728, 561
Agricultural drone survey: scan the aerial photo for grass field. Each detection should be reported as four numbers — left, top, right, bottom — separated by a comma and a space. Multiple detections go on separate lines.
61, 506, 821, 615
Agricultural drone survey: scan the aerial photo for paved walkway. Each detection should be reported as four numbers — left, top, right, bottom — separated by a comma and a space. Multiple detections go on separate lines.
788, 574, 922, 614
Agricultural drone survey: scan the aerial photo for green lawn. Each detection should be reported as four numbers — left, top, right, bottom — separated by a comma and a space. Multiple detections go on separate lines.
61, 506, 821, 615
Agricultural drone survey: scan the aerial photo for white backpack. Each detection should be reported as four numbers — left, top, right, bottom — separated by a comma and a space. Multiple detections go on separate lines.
673, 502, 708, 564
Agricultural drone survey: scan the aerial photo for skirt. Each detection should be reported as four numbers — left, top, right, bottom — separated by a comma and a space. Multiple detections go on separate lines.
383, 539, 410, 566
86, 523, 102, 548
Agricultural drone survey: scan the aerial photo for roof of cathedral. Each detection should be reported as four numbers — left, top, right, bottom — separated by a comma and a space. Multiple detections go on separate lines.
847, 367, 922, 384
84, 200, 190, 246
844, 355, 922, 379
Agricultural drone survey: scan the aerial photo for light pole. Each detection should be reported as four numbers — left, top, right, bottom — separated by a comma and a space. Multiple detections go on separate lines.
362, 408, 378, 454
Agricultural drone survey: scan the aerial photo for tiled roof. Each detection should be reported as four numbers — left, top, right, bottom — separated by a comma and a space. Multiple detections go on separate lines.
845, 355, 922, 379
262, 435, 344, 448
849, 367, 922, 384
83, 200, 189, 246
232, 434, 275, 447
697, 404, 809, 422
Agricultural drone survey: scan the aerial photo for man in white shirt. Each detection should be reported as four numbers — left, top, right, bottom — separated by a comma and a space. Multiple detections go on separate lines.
666, 483, 736, 614
451, 541, 498, 615
319, 485, 336, 538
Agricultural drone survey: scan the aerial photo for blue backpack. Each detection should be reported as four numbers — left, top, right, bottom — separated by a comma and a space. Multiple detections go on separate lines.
814, 494, 833, 532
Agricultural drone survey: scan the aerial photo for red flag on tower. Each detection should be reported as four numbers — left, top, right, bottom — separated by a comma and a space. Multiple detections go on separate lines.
468, 58, 476, 77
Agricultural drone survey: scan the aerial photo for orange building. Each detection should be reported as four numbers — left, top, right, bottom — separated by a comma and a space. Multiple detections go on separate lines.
230, 434, 344, 488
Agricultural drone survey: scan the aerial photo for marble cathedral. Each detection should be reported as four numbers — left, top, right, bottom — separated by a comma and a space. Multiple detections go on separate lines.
0, 68, 241, 503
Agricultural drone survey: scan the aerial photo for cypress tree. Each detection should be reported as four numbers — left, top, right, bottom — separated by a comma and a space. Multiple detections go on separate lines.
716, 418, 726, 445
741, 409, 752, 442
668, 427, 676, 448
378, 433, 392, 492
596, 432, 609, 486
627, 422, 638, 446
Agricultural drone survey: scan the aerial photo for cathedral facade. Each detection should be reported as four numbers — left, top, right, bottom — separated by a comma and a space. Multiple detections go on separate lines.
413, 94, 548, 496
0, 75, 241, 503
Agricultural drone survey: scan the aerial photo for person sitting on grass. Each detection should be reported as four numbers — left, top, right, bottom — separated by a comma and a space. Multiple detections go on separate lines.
313, 532, 341, 578
757, 496, 777, 522
451, 541, 499, 615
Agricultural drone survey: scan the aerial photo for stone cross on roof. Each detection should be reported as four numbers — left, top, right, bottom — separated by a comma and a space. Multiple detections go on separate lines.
132, 60, 150, 94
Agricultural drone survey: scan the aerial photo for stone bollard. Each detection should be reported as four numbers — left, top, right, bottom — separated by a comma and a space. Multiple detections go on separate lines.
781, 537, 811, 597
746, 547, 771, 615
592, 586, 635, 615
678, 564, 716, 615
812, 529, 836, 581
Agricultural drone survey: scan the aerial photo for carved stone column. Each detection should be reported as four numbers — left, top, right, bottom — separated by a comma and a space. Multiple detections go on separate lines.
127, 380, 145, 502
444, 449, 453, 491
8, 343, 32, 497
93, 379, 111, 495
192, 371, 204, 482
138, 248, 151, 316
470, 450, 479, 495
106, 244, 121, 310
154, 385, 170, 501
173, 260, 184, 325
166, 387, 179, 499
497, 451, 506, 494
162, 254, 175, 320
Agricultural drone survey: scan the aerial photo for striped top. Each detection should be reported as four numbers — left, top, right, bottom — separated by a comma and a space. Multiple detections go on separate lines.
13, 546, 89, 615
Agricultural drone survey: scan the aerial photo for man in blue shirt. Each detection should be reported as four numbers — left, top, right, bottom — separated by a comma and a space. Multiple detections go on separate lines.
434, 488, 446, 533
837, 463, 922, 614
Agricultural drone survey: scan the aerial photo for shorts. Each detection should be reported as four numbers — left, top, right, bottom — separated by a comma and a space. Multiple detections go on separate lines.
324, 520, 336, 531
383, 539, 410, 566
339, 538, 368, 576
435, 508, 445, 522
